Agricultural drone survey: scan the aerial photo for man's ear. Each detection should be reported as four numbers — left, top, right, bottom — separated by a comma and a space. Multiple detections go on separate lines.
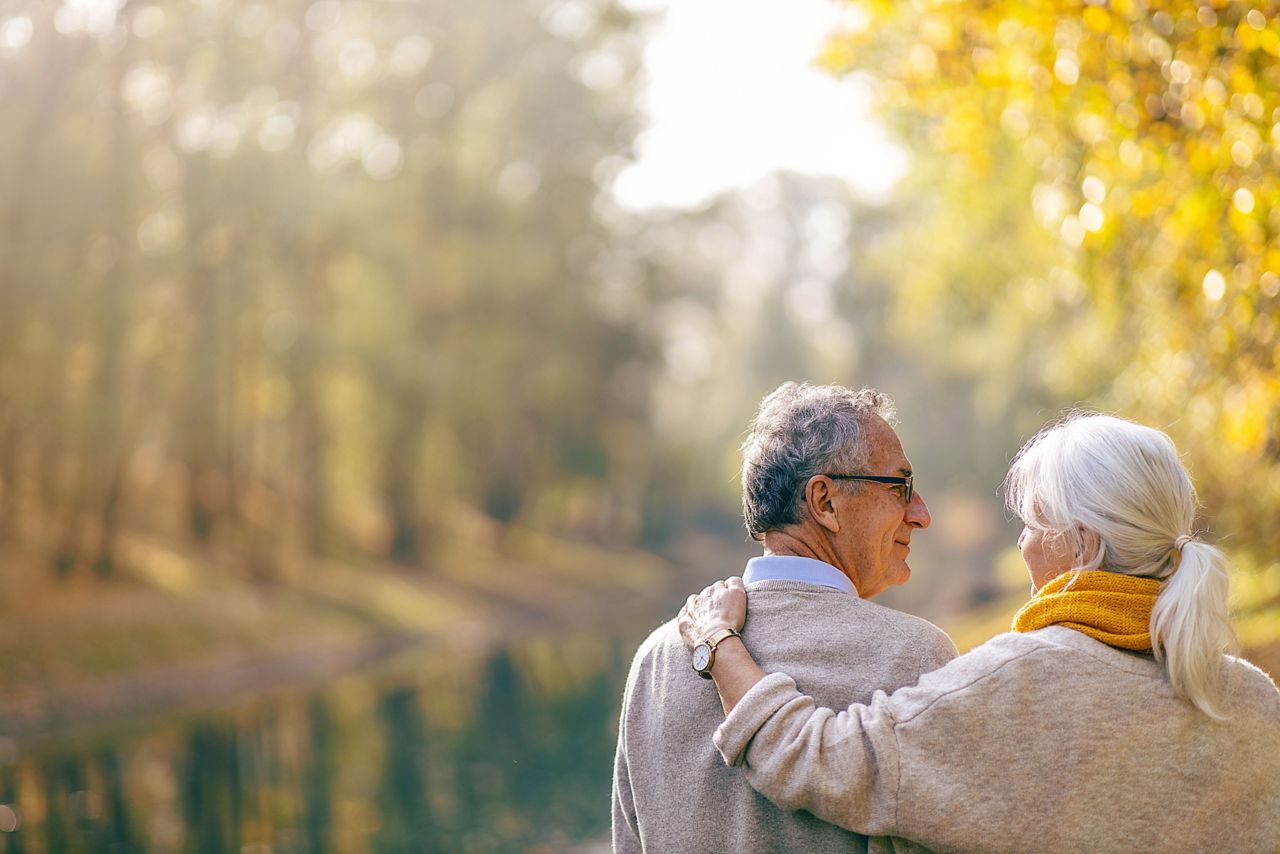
804, 476, 841, 534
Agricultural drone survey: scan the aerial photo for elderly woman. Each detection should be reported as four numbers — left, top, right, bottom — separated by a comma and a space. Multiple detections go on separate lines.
680, 414, 1280, 852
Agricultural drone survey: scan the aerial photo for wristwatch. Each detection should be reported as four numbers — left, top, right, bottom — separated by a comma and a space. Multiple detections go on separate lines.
691, 627, 742, 679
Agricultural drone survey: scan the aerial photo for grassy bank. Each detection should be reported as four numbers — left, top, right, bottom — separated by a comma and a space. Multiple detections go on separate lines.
0, 525, 681, 741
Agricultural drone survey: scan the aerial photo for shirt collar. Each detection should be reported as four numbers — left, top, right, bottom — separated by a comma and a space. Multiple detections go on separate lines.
742, 555, 856, 595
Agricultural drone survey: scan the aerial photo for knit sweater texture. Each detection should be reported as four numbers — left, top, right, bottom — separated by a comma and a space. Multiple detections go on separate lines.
715, 624, 1280, 853
612, 579, 957, 853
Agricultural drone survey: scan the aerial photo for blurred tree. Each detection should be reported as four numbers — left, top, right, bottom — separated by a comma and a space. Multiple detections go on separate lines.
610, 171, 1030, 612
0, 0, 655, 579
822, 0, 1280, 561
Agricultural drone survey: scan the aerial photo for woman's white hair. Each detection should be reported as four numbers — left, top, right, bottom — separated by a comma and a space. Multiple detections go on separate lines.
1004, 412, 1237, 718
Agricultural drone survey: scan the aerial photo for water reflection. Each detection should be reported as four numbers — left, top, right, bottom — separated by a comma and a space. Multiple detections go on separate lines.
0, 632, 641, 852
374, 688, 433, 851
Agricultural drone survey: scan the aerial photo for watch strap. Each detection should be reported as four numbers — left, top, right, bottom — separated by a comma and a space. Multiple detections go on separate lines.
701, 626, 741, 650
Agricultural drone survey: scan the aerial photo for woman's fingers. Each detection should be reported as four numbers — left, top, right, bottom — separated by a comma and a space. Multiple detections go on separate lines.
677, 577, 749, 648
677, 595, 700, 649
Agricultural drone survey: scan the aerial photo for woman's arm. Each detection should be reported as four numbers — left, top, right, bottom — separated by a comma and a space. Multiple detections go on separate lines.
677, 577, 765, 713
720, 673, 902, 834
700, 636, 763, 715
678, 578, 904, 836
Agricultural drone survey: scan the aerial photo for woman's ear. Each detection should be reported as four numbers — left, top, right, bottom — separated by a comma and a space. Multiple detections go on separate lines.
1076, 526, 1102, 565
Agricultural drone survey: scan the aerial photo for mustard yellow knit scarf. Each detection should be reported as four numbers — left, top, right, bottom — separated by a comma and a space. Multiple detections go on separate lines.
1011, 570, 1162, 651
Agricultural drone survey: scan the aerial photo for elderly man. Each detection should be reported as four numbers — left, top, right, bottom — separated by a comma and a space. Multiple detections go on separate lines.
611, 382, 957, 853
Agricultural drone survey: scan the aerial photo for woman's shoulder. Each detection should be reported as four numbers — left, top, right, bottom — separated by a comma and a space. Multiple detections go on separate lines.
1223, 654, 1280, 701
887, 627, 1166, 717
937, 629, 1057, 670
882, 632, 1054, 719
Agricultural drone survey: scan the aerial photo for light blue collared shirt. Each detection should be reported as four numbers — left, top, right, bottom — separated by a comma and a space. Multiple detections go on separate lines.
742, 554, 856, 595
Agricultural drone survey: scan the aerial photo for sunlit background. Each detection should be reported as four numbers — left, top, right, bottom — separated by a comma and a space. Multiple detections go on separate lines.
1, 0, 1278, 849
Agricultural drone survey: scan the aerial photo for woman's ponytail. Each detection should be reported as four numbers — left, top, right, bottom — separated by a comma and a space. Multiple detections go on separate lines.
1150, 539, 1237, 719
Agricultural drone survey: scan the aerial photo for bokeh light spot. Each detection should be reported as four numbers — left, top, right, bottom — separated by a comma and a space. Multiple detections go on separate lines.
1060, 215, 1085, 247
362, 138, 403, 180
1082, 176, 1106, 203
1053, 53, 1079, 85
1079, 203, 1104, 232
388, 35, 433, 77
1261, 272, 1280, 299
0, 16, 33, 49
1203, 270, 1226, 302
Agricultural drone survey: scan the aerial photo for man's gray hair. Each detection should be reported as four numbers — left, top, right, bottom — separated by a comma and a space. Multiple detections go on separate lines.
741, 382, 896, 540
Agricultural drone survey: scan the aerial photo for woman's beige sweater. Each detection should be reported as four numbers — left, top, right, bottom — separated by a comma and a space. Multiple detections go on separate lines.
715, 625, 1280, 853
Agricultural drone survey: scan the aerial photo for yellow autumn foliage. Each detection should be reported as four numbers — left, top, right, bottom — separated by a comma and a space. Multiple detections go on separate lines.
821, 0, 1280, 575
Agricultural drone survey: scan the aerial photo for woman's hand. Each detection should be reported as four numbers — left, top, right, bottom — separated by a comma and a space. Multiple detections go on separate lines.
677, 576, 761, 714
678, 576, 747, 650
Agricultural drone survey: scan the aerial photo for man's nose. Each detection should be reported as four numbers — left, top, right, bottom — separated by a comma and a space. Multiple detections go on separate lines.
906, 491, 931, 529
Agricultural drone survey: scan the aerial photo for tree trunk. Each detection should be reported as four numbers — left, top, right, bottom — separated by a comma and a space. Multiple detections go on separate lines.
0, 6, 80, 547
88, 4, 140, 576
181, 154, 221, 544
381, 390, 428, 565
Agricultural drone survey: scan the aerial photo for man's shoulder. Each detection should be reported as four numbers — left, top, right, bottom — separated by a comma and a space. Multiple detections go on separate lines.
853, 596, 955, 646
633, 617, 681, 659
747, 586, 956, 660
748, 582, 944, 629
621, 618, 684, 683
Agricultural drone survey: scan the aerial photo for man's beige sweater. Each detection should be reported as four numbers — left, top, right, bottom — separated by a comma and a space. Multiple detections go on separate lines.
612, 579, 957, 853
716, 624, 1280, 853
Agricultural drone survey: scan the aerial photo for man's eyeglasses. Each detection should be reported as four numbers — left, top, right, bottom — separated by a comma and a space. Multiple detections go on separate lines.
824, 473, 914, 503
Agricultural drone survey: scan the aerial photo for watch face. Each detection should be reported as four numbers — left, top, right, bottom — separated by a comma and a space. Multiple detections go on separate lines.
692, 643, 711, 672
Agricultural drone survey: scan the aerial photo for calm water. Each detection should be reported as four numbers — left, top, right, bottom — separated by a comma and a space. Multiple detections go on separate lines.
0, 629, 650, 853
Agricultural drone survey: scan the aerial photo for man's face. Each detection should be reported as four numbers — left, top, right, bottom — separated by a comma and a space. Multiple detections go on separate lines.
831, 417, 931, 599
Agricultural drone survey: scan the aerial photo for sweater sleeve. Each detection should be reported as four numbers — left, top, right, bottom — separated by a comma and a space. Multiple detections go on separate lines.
713, 672, 903, 837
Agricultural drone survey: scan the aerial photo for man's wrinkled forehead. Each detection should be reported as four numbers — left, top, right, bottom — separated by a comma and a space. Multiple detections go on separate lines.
865, 416, 912, 474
